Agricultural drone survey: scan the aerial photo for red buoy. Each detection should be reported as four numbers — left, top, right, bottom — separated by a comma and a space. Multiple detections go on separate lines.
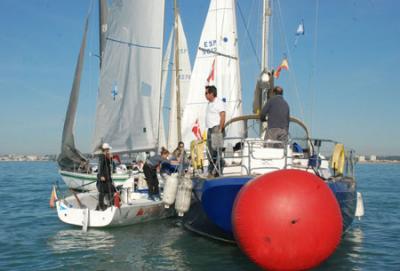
232, 169, 342, 271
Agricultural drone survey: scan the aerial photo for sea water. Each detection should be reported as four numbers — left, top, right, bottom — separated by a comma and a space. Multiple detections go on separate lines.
0, 162, 399, 270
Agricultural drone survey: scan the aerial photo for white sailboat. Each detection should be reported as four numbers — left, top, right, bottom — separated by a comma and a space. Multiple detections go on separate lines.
57, 0, 167, 191
161, 11, 192, 152
181, 0, 243, 147
55, 0, 175, 228
167, 14, 192, 151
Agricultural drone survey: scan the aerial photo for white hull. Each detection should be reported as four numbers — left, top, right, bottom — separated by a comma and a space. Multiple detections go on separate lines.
59, 170, 131, 191
56, 191, 173, 228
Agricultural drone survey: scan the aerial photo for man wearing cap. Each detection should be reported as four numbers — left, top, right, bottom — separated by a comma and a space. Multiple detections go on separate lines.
96, 143, 116, 210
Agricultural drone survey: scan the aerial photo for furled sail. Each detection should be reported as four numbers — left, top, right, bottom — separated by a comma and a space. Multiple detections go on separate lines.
159, 28, 174, 150
167, 14, 192, 151
57, 14, 90, 171
92, 0, 165, 153
181, 0, 243, 147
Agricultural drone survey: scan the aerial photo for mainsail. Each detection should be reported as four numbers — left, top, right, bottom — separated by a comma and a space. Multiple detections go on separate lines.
181, 0, 243, 147
92, 0, 165, 153
167, 14, 192, 151
57, 14, 90, 170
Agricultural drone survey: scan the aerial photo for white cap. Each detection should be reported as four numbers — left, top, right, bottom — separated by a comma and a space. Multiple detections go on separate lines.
101, 143, 112, 150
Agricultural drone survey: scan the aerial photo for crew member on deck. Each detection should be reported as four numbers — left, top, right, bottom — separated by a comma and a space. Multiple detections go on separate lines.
96, 143, 116, 211
205, 85, 226, 177
143, 148, 178, 201
260, 86, 290, 147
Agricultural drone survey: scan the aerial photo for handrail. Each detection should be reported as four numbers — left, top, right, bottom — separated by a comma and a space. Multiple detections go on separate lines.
190, 134, 355, 179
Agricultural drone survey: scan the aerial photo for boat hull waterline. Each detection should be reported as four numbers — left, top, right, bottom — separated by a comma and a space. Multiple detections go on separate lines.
56, 192, 174, 228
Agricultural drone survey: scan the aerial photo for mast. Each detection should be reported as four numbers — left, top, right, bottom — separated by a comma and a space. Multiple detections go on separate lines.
253, 0, 273, 133
261, 0, 271, 71
99, 0, 108, 68
174, 0, 182, 142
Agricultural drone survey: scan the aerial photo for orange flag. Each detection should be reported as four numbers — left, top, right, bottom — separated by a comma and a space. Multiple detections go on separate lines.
274, 58, 289, 79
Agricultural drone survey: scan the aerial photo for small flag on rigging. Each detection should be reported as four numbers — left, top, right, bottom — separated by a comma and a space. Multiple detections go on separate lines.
294, 20, 305, 47
274, 58, 289, 79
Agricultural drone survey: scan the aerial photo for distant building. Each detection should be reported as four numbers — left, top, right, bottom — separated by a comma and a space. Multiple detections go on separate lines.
358, 156, 366, 162
369, 155, 377, 161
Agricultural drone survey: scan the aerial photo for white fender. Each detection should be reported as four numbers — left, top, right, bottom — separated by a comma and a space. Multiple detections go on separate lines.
355, 192, 365, 219
175, 177, 193, 216
162, 174, 179, 208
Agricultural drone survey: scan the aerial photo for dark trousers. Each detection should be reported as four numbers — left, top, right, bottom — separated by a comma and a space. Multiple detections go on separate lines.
98, 192, 113, 209
143, 163, 159, 196
97, 181, 115, 210
207, 126, 223, 176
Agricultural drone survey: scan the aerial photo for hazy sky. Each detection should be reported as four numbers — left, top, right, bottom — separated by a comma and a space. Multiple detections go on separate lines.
0, 0, 399, 156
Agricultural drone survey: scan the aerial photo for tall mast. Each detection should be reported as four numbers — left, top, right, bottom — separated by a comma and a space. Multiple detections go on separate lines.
99, 0, 108, 68
261, 0, 271, 71
174, 0, 182, 142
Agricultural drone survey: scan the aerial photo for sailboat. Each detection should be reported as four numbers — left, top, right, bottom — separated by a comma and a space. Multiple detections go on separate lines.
161, 8, 192, 152
180, 0, 363, 269
181, 0, 243, 148
57, 0, 130, 191
55, 0, 176, 228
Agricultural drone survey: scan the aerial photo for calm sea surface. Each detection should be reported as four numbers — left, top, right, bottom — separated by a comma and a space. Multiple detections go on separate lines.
0, 162, 399, 270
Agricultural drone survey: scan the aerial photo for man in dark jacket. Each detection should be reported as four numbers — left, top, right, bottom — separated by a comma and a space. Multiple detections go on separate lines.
260, 86, 290, 146
96, 143, 116, 210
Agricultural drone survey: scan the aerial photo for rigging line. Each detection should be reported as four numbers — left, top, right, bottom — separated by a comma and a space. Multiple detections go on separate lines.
198, 47, 238, 60
276, 0, 305, 120
236, 1, 261, 67
309, 0, 319, 136
106, 37, 161, 50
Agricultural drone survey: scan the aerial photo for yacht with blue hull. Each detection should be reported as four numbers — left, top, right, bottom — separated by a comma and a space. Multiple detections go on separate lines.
183, 116, 358, 243
179, 0, 363, 268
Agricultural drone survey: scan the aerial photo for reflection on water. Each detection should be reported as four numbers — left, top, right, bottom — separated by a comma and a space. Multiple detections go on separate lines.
347, 226, 364, 259
48, 229, 116, 253
315, 224, 365, 270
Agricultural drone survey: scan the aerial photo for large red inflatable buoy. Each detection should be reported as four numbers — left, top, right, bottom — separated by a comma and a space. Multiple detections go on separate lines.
232, 169, 342, 271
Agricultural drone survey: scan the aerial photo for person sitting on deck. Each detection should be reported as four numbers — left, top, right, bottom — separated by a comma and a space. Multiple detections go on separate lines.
169, 141, 189, 173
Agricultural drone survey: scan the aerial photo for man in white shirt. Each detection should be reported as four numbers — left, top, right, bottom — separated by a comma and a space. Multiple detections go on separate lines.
205, 85, 225, 177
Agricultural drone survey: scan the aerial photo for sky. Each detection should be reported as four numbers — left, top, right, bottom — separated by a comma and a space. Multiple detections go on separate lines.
0, 0, 399, 156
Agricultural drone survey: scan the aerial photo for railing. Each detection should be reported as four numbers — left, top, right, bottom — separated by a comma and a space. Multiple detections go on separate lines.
192, 135, 356, 179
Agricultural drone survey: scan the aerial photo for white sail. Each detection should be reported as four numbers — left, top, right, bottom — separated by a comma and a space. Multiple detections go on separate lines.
159, 29, 174, 150
92, 0, 165, 153
181, 0, 243, 147
167, 14, 192, 151
57, 13, 90, 170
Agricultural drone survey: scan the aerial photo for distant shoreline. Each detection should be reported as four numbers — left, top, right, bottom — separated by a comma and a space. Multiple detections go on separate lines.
0, 160, 54, 162
358, 160, 400, 164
